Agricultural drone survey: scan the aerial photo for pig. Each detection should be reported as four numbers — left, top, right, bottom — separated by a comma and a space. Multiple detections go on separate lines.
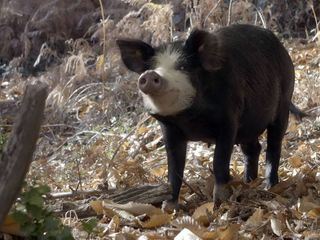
117, 24, 305, 208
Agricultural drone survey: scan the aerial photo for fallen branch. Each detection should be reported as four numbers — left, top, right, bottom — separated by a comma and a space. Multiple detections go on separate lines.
54, 184, 172, 218
49, 189, 114, 199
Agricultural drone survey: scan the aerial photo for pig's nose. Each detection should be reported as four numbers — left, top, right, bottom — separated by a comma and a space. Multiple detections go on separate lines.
138, 70, 162, 94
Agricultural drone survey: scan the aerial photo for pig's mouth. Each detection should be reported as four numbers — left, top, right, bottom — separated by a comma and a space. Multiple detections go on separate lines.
140, 87, 181, 115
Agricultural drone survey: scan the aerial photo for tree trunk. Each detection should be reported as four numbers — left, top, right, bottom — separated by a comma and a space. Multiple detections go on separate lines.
0, 81, 48, 224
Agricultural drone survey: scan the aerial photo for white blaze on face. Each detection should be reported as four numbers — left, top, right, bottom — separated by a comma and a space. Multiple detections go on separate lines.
140, 46, 196, 116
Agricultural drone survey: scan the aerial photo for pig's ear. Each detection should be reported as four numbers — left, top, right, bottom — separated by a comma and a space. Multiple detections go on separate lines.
186, 29, 223, 72
116, 39, 155, 73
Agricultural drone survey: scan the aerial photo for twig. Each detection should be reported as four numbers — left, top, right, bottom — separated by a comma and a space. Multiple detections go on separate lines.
64, 82, 104, 107
75, 158, 83, 191
203, 0, 221, 28
305, 105, 320, 114
311, 3, 319, 33
49, 189, 110, 199
227, 0, 233, 26
0, 123, 81, 129
42, 124, 80, 129
0, 125, 13, 128
254, 6, 266, 28
98, 0, 106, 60
52, 130, 124, 155
170, 11, 173, 41
109, 114, 151, 163
101, 114, 151, 179
181, 177, 206, 200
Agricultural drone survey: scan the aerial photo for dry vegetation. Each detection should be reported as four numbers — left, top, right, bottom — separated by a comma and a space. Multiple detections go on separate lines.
0, 0, 320, 239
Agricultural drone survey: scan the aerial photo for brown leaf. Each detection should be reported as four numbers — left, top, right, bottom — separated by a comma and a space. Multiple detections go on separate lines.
107, 215, 121, 232
90, 200, 104, 215
307, 208, 320, 219
139, 213, 171, 228
192, 202, 215, 226
269, 179, 293, 194
245, 208, 265, 229
288, 156, 303, 168
298, 196, 320, 213
216, 224, 240, 240
0, 215, 23, 236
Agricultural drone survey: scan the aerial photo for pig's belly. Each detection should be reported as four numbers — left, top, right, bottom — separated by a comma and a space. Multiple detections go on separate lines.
181, 124, 217, 143
235, 109, 277, 143
180, 124, 268, 144
176, 115, 271, 144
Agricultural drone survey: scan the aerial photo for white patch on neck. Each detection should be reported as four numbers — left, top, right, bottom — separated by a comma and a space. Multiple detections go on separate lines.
140, 46, 196, 116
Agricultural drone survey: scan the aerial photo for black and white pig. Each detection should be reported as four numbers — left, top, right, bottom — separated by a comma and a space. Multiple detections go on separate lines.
117, 24, 305, 208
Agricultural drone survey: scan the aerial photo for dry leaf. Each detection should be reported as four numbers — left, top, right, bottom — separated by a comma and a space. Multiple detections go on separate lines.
145, 136, 162, 150
90, 200, 104, 215
307, 208, 320, 219
303, 230, 320, 239
270, 217, 283, 237
150, 166, 167, 177
102, 201, 163, 216
288, 156, 303, 168
172, 216, 204, 237
174, 228, 201, 240
298, 196, 320, 213
96, 54, 105, 72
108, 232, 136, 240
108, 215, 121, 232
139, 233, 168, 240
295, 178, 308, 196
245, 208, 265, 228
217, 224, 240, 240
114, 209, 136, 221
201, 231, 219, 240
269, 179, 293, 194
139, 213, 171, 228
172, 216, 202, 229
0, 215, 23, 236
137, 126, 149, 135
192, 202, 215, 226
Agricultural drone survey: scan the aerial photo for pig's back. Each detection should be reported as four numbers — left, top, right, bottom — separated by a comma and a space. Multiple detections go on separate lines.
216, 24, 295, 141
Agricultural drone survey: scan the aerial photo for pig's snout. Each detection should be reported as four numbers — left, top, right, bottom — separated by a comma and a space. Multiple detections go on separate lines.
138, 70, 163, 95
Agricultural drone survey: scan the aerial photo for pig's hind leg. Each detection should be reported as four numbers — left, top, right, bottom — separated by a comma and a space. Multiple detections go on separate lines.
265, 107, 290, 188
241, 139, 261, 183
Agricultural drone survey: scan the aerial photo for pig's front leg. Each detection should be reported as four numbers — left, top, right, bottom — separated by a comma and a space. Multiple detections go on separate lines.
161, 124, 187, 211
213, 128, 236, 205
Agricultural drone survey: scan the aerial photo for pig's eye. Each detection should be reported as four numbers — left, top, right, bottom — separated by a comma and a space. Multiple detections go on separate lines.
179, 66, 185, 71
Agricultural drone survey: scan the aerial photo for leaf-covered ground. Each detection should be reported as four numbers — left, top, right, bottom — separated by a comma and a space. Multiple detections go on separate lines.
0, 1, 320, 239
1, 40, 318, 240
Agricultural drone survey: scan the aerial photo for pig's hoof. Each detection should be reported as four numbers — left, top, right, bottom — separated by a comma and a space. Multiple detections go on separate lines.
266, 176, 279, 189
162, 200, 179, 213
213, 184, 232, 207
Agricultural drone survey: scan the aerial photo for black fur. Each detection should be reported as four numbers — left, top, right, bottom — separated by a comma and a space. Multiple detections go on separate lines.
117, 24, 305, 205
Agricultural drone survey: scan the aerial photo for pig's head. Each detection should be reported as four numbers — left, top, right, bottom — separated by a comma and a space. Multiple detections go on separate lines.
117, 29, 223, 116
